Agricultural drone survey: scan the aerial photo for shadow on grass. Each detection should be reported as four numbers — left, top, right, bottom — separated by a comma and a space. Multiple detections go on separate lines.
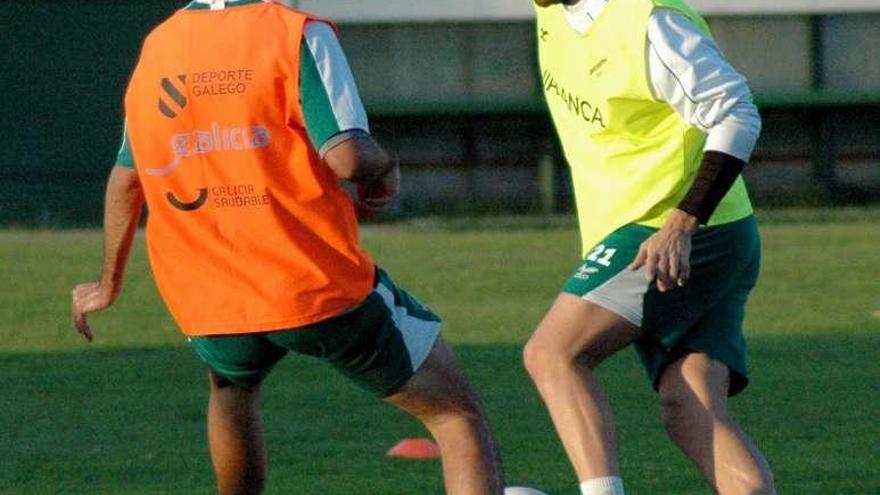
0, 333, 877, 494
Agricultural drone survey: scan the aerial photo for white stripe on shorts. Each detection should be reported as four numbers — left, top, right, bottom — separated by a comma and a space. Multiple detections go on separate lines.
583, 266, 650, 327
374, 283, 441, 373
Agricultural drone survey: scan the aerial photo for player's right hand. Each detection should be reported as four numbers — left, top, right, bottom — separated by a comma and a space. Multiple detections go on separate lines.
356, 165, 400, 220
70, 282, 117, 342
628, 209, 699, 292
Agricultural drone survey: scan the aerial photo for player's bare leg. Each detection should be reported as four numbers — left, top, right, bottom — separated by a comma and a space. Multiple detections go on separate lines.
523, 293, 641, 481
385, 338, 504, 495
658, 353, 775, 495
207, 371, 268, 495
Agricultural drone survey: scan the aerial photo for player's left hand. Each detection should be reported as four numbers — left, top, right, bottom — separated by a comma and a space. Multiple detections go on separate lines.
71, 281, 118, 342
629, 209, 699, 292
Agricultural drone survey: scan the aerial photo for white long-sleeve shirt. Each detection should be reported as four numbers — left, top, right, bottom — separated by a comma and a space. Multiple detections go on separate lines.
563, 0, 761, 161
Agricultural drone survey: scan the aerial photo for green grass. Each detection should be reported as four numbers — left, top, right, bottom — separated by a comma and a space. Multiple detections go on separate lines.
1, 209, 878, 494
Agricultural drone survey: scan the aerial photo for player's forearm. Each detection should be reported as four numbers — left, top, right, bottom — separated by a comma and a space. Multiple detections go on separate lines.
646, 11, 756, 224
100, 166, 144, 292
676, 151, 745, 225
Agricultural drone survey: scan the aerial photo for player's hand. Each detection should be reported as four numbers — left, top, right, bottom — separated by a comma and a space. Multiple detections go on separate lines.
629, 209, 699, 292
70, 281, 118, 342
356, 165, 400, 220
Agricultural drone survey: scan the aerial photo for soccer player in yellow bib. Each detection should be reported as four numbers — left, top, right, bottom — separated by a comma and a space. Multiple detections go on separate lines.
524, 1, 776, 494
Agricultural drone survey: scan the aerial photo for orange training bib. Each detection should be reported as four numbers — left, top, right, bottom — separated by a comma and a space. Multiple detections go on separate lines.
124, 3, 374, 336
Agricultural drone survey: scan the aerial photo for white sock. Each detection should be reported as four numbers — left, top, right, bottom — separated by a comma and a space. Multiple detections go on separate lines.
579, 476, 624, 495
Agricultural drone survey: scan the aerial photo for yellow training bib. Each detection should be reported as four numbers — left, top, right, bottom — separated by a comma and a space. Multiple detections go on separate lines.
535, 0, 753, 256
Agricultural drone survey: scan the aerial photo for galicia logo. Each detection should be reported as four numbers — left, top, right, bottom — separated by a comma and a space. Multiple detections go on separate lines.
166, 188, 208, 212
144, 123, 272, 176
158, 75, 188, 119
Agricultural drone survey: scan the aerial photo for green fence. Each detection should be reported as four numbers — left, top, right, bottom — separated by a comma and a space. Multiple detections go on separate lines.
2, 3, 877, 227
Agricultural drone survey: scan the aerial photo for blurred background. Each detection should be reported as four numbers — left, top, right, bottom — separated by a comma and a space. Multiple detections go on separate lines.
1, 0, 877, 226
0, 4, 877, 493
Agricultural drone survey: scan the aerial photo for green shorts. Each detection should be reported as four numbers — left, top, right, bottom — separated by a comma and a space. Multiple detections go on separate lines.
189, 268, 442, 397
563, 216, 761, 396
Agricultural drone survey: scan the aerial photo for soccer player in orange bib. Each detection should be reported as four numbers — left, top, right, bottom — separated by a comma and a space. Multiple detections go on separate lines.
70, 1, 503, 493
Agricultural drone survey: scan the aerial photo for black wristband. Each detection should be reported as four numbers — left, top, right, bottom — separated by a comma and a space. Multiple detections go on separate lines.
677, 150, 746, 224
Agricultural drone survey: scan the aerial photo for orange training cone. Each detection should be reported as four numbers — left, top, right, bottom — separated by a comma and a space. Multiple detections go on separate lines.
386, 438, 441, 459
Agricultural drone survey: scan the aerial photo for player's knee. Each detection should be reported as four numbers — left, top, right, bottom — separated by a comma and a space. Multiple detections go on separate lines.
419, 387, 485, 430
522, 338, 552, 380
523, 338, 580, 383
413, 371, 484, 423
445, 396, 484, 426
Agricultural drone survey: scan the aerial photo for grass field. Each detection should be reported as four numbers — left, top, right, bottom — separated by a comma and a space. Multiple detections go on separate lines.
1, 209, 878, 494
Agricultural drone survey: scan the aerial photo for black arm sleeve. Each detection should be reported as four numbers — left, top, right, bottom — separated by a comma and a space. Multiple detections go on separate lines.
676, 150, 746, 225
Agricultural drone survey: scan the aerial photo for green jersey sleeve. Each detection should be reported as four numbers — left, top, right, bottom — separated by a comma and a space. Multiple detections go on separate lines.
299, 20, 370, 155
116, 124, 135, 169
